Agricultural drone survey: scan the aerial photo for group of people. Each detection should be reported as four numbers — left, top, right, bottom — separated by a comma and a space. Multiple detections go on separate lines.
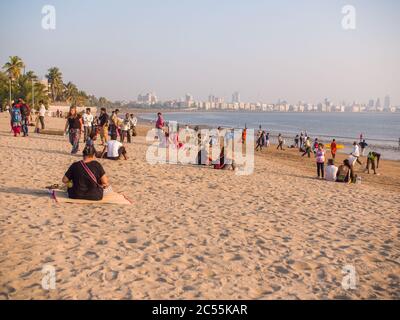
8, 98, 46, 137
61, 106, 138, 201
64, 106, 137, 157
313, 138, 381, 183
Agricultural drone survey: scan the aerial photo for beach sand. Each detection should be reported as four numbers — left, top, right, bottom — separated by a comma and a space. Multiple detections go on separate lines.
0, 113, 399, 300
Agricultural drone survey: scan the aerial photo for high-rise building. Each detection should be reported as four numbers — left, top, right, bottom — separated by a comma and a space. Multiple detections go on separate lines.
232, 91, 240, 103
137, 92, 158, 105
368, 99, 374, 107
375, 98, 381, 108
384, 95, 391, 109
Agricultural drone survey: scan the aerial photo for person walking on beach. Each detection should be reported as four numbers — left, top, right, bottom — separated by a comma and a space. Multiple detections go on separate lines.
351, 141, 363, 165
255, 131, 265, 151
98, 108, 109, 145
10, 103, 22, 137
330, 139, 337, 159
19, 99, 30, 137
277, 134, 284, 150
315, 144, 326, 179
82, 108, 94, 142
64, 106, 83, 154
359, 139, 368, 156
302, 137, 312, 158
38, 101, 46, 130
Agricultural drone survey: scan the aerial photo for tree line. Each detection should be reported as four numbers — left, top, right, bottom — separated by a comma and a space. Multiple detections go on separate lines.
0, 56, 116, 111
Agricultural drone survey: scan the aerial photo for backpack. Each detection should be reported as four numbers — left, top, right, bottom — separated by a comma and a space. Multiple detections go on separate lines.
12, 108, 22, 123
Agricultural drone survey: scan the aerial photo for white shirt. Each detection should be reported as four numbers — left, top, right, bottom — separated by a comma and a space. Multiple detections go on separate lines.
39, 105, 46, 117
325, 165, 338, 182
129, 117, 137, 127
82, 113, 94, 127
352, 145, 360, 157
107, 140, 122, 158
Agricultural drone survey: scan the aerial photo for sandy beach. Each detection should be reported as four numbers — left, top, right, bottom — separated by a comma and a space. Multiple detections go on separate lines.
0, 113, 399, 300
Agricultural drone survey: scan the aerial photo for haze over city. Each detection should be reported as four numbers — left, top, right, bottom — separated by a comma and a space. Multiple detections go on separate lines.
0, 0, 399, 104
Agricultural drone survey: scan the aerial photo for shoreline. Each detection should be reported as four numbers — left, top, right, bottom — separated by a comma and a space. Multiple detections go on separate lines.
137, 113, 400, 161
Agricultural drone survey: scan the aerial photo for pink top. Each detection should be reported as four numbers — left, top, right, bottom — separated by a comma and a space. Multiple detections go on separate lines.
316, 150, 325, 163
156, 116, 164, 129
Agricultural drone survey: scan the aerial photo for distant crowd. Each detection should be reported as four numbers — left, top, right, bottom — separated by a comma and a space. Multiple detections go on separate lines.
254, 128, 381, 183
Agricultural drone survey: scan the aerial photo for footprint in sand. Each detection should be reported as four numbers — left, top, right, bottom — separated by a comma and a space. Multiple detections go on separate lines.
84, 251, 99, 260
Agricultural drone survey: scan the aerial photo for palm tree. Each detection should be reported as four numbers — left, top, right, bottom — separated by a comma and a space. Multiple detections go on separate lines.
64, 81, 78, 104
25, 70, 38, 81
46, 67, 64, 102
2, 56, 25, 80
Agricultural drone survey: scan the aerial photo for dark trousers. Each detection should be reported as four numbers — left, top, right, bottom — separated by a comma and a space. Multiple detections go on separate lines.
317, 162, 325, 178
277, 142, 284, 150
39, 116, 45, 129
22, 117, 29, 136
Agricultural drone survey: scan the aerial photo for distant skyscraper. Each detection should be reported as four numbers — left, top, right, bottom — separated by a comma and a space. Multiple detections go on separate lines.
368, 99, 374, 107
384, 95, 391, 108
375, 98, 381, 109
232, 91, 240, 103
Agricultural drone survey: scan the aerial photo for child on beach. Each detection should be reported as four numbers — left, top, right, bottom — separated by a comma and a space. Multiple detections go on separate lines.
315, 144, 326, 179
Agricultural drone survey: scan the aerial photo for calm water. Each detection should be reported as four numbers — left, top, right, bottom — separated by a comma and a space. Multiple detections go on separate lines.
140, 111, 400, 159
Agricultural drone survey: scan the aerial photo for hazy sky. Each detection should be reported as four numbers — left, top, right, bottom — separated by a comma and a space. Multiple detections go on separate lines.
1, 0, 399, 104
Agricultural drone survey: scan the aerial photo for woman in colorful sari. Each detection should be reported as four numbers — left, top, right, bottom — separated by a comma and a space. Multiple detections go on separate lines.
64, 106, 83, 154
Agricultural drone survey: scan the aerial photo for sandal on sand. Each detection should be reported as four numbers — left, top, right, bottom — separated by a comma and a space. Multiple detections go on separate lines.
46, 184, 60, 190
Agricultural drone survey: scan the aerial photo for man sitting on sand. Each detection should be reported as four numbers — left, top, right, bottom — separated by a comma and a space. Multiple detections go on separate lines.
100, 133, 128, 160
62, 145, 109, 201
325, 159, 338, 182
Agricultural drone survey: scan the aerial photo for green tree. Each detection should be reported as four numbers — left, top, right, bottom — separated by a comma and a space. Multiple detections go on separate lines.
2, 56, 25, 80
64, 81, 78, 104
46, 67, 64, 102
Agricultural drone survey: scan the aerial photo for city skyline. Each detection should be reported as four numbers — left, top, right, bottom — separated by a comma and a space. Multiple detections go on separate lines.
1, 0, 399, 104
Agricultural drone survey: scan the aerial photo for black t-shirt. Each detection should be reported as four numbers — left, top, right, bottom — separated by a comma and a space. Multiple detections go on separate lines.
68, 117, 81, 130
99, 113, 109, 127
65, 161, 105, 200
